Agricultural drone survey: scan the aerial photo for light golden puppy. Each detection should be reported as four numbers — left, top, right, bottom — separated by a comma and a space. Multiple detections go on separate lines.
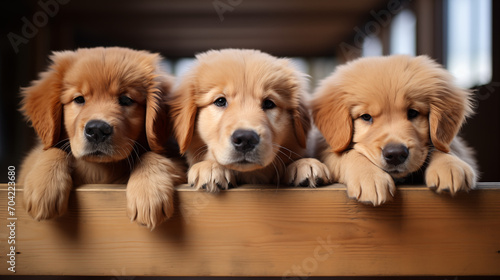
312, 55, 477, 205
19, 47, 185, 229
170, 49, 330, 191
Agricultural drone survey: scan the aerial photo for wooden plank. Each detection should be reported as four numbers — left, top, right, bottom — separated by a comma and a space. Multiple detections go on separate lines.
0, 183, 499, 276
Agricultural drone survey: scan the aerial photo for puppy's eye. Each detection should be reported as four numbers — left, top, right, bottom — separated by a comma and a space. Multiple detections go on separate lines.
213, 97, 227, 108
407, 109, 419, 120
118, 96, 134, 106
360, 114, 373, 122
73, 96, 85, 104
262, 99, 276, 110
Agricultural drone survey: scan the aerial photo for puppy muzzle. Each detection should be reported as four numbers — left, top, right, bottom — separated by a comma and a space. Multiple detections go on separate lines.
382, 143, 411, 177
231, 129, 260, 153
82, 120, 114, 157
85, 120, 113, 144
225, 129, 267, 169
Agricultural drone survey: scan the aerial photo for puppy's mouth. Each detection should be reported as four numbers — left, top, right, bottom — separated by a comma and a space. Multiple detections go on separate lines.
80, 120, 117, 160
220, 129, 268, 171
225, 155, 264, 171
380, 143, 412, 178
81, 148, 113, 160
88, 151, 105, 156
384, 168, 410, 178
79, 142, 118, 161
84, 150, 108, 157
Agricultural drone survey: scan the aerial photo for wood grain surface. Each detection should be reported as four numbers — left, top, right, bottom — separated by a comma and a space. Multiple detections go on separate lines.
1, 183, 499, 276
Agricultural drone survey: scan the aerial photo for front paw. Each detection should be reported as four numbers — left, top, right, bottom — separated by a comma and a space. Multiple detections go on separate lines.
127, 152, 178, 229
286, 158, 331, 187
24, 177, 72, 221
126, 181, 173, 229
23, 149, 72, 220
344, 165, 395, 206
188, 161, 235, 192
425, 153, 476, 195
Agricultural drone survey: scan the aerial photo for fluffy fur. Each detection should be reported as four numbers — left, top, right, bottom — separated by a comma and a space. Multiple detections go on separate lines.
312, 55, 477, 205
19, 47, 185, 229
169, 49, 330, 191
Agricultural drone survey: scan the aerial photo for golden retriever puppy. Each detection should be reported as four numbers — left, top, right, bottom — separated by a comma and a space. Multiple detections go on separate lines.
170, 49, 330, 191
19, 47, 185, 229
312, 55, 477, 205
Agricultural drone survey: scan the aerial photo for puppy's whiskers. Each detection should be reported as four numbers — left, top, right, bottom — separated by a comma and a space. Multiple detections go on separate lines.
272, 143, 303, 161
272, 151, 287, 172
117, 146, 134, 172
132, 139, 149, 154
124, 138, 142, 162
52, 138, 74, 162
422, 145, 435, 166
122, 138, 144, 171
192, 145, 208, 162
270, 161, 281, 191
54, 138, 71, 151
270, 152, 288, 190
60, 141, 74, 161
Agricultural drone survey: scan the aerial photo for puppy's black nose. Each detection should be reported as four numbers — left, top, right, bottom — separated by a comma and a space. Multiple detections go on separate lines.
84, 120, 113, 144
382, 144, 409, 166
231, 129, 260, 153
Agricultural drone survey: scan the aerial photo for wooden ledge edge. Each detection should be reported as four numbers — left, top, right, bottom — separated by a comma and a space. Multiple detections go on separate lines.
1, 182, 498, 192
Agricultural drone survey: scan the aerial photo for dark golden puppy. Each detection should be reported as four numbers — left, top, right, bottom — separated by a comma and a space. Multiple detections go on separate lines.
170, 49, 329, 191
19, 47, 185, 228
312, 55, 477, 205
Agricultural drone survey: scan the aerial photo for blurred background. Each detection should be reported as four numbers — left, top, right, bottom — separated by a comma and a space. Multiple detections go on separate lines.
1, 0, 498, 181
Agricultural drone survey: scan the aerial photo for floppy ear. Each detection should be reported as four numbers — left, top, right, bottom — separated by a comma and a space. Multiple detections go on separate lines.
293, 98, 311, 149
418, 56, 475, 153
145, 74, 175, 153
429, 84, 473, 153
20, 51, 75, 150
168, 76, 197, 155
311, 85, 352, 153
277, 58, 311, 149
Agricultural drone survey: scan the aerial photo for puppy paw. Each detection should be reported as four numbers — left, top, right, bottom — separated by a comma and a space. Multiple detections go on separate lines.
127, 152, 180, 229
126, 181, 173, 229
22, 148, 72, 220
286, 158, 331, 187
188, 161, 236, 192
344, 165, 395, 206
425, 152, 476, 195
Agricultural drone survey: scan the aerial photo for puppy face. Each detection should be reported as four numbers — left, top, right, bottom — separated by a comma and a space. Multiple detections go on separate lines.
313, 55, 473, 178
22, 47, 172, 163
61, 59, 147, 162
171, 49, 310, 172
195, 82, 292, 171
348, 86, 431, 178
